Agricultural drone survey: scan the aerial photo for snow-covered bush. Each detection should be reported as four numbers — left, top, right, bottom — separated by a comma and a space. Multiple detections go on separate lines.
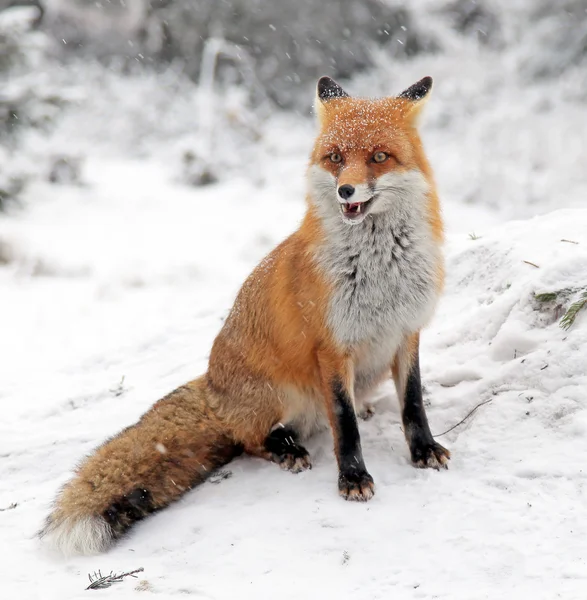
0, 6, 75, 209
521, 0, 587, 80
43, 0, 434, 108
0, 6, 61, 134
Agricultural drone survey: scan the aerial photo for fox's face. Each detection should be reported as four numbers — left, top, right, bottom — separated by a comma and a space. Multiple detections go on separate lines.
308, 76, 433, 225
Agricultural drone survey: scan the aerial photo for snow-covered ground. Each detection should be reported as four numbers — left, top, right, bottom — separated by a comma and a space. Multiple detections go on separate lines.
2, 4, 587, 598
2, 147, 587, 598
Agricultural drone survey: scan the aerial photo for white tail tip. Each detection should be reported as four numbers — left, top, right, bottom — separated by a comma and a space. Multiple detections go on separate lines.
40, 515, 113, 557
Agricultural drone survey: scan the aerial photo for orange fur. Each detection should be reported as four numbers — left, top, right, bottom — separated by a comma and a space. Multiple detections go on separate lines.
312, 95, 444, 245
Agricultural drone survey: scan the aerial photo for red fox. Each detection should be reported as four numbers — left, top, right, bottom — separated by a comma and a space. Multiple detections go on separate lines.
41, 76, 449, 556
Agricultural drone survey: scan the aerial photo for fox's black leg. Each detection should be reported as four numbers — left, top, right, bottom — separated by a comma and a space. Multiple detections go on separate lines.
316, 352, 374, 501
261, 425, 312, 473
330, 379, 374, 501
393, 335, 450, 469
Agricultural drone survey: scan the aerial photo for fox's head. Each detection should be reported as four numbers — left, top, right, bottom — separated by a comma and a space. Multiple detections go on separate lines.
308, 76, 435, 226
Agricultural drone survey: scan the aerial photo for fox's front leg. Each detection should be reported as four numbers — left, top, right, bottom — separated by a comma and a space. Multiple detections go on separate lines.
318, 351, 374, 501
392, 333, 450, 469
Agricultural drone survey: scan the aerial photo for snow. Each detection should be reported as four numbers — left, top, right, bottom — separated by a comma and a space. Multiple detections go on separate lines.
2, 150, 587, 598
2, 4, 587, 598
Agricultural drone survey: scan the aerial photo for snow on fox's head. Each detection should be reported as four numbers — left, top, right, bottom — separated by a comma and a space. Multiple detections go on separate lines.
308, 76, 434, 226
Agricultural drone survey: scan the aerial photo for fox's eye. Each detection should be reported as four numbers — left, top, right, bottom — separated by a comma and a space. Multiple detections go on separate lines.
372, 151, 388, 163
329, 153, 342, 164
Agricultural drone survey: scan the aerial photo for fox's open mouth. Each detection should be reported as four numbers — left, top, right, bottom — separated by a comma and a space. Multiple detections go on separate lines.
340, 197, 375, 221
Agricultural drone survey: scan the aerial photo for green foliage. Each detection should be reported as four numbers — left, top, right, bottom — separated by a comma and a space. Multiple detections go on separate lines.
534, 292, 558, 303
534, 288, 587, 331
560, 291, 587, 331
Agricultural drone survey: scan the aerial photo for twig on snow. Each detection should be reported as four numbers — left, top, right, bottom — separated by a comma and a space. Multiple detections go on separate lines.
109, 376, 126, 397
435, 399, 493, 437
208, 470, 233, 484
86, 567, 144, 590
523, 260, 540, 269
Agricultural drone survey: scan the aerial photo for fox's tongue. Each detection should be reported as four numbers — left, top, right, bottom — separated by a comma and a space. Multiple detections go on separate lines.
345, 202, 362, 214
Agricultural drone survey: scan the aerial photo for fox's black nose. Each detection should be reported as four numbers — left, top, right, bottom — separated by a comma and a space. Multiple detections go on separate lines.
338, 184, 355, 200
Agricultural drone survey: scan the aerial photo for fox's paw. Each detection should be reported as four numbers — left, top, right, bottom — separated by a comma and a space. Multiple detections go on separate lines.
274, 447, 312, 473
338, 470, 375, 502
411, 439, 450, 470
261, 425, 312, 473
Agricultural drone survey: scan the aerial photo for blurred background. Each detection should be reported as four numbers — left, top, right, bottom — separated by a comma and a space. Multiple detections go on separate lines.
2, 0, 587, 222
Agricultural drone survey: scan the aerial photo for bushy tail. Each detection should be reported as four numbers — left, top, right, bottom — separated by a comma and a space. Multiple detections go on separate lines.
40, 377, 240, 556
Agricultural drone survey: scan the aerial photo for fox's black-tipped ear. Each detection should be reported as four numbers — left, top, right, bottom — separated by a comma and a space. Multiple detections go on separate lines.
317, 76, 349, 102
315, 76, 349, 124
398, 76, 433, 102
398, 76, 433, 124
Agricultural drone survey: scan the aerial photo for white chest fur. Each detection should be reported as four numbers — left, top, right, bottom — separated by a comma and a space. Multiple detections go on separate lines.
313, 171, 442, 353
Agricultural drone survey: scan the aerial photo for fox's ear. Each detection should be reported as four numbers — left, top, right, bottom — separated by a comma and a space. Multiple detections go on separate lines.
398, 76, 433, 102
317, 76, 349, 102
398, 76, 433, 123
315, 76, 349, 124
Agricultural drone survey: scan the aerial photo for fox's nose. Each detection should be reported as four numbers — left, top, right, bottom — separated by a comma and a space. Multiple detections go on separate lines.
338, 184, 355, 200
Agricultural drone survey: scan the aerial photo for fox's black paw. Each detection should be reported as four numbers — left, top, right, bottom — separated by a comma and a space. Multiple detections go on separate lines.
338, 470, 375, 502
410, 439, 450, 470
263, 426, 312, 473
272, 446, 312, 473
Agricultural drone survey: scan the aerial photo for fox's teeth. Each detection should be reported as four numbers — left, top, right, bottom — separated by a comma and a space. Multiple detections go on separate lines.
356, 204, 362, 213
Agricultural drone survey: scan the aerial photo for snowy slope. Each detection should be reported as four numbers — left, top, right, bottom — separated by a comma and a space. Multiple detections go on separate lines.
1, 145, 587, 599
